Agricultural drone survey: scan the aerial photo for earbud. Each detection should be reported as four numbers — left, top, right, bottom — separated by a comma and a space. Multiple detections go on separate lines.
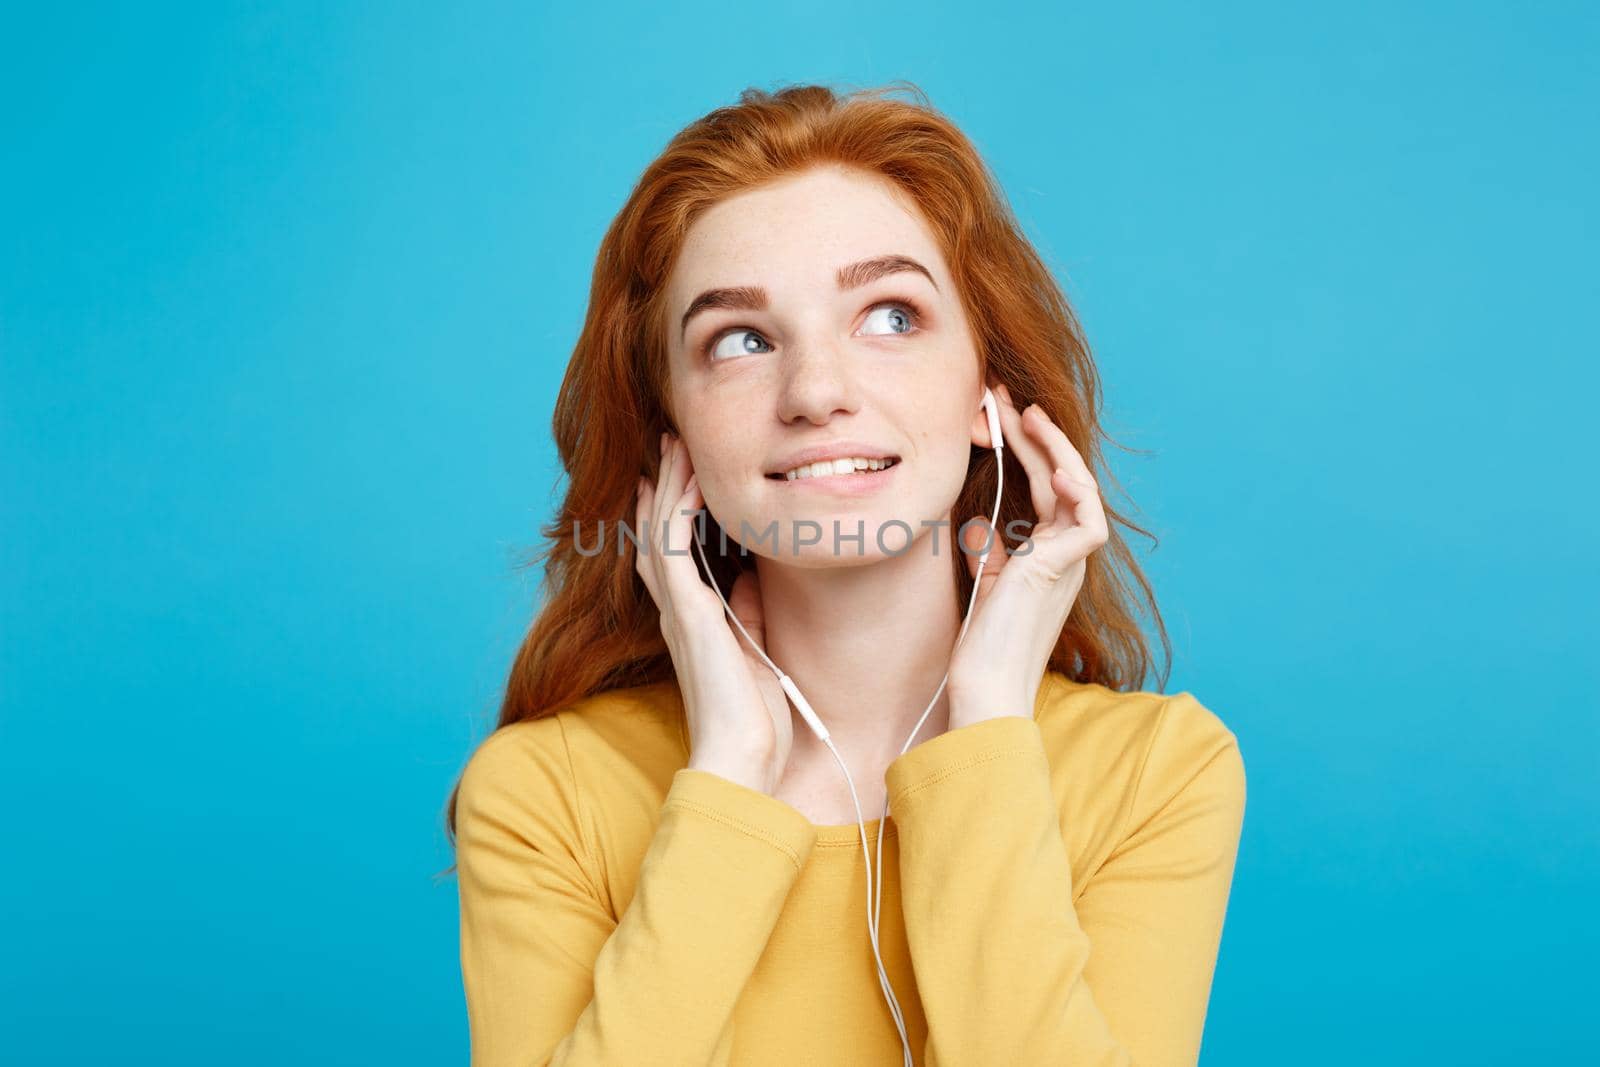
977, 387, 1005, 565
981, 386, 1004, 452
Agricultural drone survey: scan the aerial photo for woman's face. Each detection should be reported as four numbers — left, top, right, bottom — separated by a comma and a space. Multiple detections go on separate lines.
662, 164, 987, 567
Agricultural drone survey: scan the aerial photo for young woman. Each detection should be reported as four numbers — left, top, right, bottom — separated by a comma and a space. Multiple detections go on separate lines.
445, 82, 1246, 1067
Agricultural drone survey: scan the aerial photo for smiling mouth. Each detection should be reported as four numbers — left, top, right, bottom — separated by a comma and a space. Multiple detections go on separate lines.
766, 457, 901, 481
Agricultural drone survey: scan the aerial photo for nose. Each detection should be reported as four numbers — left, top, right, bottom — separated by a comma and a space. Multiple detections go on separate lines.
774, 335, 859, 426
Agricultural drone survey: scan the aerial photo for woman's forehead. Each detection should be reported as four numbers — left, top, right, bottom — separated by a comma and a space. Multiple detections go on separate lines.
668, 170, 949, 299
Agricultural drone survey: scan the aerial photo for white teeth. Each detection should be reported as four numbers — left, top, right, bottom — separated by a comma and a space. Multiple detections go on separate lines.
782, 457, 893, 480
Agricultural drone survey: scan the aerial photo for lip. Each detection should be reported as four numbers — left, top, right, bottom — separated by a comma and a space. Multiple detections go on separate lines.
765, 441, 901, 479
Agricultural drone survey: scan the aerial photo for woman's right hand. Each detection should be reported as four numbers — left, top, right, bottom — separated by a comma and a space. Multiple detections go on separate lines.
634, 431, 795, 796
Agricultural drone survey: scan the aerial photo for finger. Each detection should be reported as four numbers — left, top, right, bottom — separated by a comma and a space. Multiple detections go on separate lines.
652, 431, 680, 533
656, 438, 713, 609
1018, 407, 1107, 552
643, 436, 677, 610
1052, 466, 1107, 543
648, 431, 681, 568
961, 516, 1006, 600
678, 473, 713, 584
1021, 405, 1099, 500
634, 474, 662, 605
1047, 466, 1108, 550
644, 432, 689, 615
727, 568, 767, 655
990, 387, 1058, 527
1027, 468, 1110, 576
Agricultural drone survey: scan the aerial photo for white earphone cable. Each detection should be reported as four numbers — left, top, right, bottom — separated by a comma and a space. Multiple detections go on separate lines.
871, 442, 1002, 955
682, 392, 1005, 1067
689, 532, 915, 1061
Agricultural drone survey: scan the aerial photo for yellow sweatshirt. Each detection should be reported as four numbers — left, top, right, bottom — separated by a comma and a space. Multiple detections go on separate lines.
454, 669, 1246, 1066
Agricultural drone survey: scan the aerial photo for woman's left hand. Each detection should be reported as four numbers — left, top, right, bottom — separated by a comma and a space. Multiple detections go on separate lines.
946, 383, 1109, 729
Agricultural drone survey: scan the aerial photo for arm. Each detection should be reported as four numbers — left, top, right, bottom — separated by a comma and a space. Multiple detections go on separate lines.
455, 716, 818, 1067
885, 692, 1246, 1066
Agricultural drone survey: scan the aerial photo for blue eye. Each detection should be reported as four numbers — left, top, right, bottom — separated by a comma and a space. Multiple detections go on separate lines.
703, 299, 924, 361
709, 329, 774, 361
859, 302, 921, 337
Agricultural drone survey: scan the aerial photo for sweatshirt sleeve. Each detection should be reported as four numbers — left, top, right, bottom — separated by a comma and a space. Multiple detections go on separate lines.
884, 692, 1246, 1067
454, 715, 819, 1067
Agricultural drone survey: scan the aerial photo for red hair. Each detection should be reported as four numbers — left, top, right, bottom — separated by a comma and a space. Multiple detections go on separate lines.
442, 80, 1172, 850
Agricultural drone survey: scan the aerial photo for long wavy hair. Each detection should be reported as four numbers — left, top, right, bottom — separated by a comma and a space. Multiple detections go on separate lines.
441, 80, 1172, 853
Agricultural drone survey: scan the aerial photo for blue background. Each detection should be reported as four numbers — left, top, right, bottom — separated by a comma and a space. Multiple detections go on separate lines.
4, 2, 1595, 1063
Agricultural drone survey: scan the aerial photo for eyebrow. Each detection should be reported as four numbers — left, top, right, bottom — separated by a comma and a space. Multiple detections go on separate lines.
678, 254, 940, 341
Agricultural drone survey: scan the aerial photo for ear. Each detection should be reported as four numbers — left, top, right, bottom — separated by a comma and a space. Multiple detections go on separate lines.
970, 384, 998, 449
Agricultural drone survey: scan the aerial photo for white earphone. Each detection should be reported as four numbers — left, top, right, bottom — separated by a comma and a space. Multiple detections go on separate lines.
689, 387, 1006, 1067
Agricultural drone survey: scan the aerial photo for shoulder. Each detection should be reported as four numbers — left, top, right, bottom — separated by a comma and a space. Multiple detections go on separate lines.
1035, 671, 1242, 778
456, 681, 686, 837
1032, 673, 1246, 870
549, 679, 689, 775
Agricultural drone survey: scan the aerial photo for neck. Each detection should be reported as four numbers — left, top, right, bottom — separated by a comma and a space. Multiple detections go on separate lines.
752, 529, 963, 768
